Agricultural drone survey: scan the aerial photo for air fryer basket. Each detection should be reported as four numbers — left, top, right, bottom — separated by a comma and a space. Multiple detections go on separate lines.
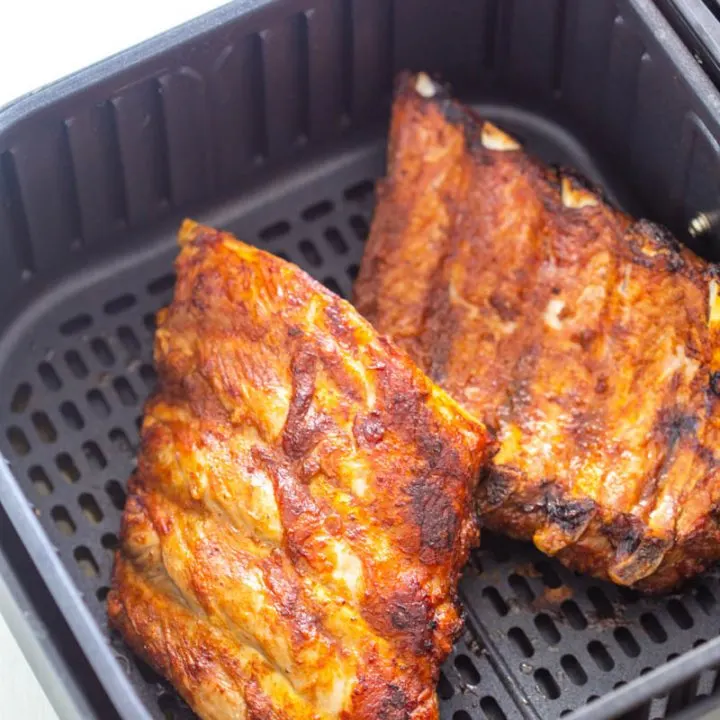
2, 1, 720, 719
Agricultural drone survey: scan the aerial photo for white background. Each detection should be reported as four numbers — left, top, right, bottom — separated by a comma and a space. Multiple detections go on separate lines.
0, 2, 229, 107
0, 613, 57, 720
0, 3, 228, 718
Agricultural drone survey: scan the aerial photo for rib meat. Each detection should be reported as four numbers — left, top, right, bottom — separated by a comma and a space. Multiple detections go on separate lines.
108, 220, 493, 719
354, 73, 720, 592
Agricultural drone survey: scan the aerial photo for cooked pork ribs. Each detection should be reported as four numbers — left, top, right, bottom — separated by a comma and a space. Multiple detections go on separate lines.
354, 73, 720, 592
108, 220, 493, 720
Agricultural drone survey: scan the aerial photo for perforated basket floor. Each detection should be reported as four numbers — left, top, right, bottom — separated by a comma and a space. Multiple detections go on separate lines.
2, 120, 720, 720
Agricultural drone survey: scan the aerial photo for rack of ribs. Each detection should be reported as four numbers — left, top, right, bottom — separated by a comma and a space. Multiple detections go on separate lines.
354, 73, 720, 592
108, 220, 494, 719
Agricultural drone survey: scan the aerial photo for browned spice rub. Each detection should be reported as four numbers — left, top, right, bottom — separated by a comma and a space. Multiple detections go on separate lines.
354, 73, 720, 592
108, 220, 493, 719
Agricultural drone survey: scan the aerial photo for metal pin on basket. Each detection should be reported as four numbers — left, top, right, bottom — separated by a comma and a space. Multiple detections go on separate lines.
689, 210, 720, 237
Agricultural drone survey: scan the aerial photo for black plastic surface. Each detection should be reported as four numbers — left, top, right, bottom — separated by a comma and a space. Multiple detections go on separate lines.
658, 1, 720, 91
3, 1, 720, 719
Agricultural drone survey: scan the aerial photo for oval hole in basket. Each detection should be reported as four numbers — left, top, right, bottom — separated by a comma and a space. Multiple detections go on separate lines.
437, 671, 453, 700
104, 293, 137, 315
117, 326, 141, 356
587, 641, 614, 671
147, 273, 176, 296
106, 480, 127, 511
534, 613, 560, 645
56, 453, 80, 483
143, 313, 157, 333
561, 654, 588, 686
482, 587, 508, 617
534, 668, 560, 699
51, 506, 76, 536
74, 547, 99, 578
454, 654, 480, 686
344, 179, 374, 203
65, 350, 88, 378
28, 466, 53, 496
113, 377, 138, 406
102, 532, 119, 550
87, 389, 111, 419
587, 586, 615, 619
60, 401, 85, 430
82, 441, 107, 470
301, 199, 333, 222
91, 338, 115, 367
59, 313, 92, 336
480, 697, 507, 720
349, 216, 369, 242
508, 627, 534, 658
6, 426, 30, 456
614, 627, 640, 657
38, 362, 62, 391
561, 599, 587, 630
32, 411, 57, 443
322, 277, 343, 297
102, 532, 119, 563
299, 239, 322, 267
534, 560, 562, 588
324, 227, 348, 255
139, 364, 157, 390
640, 613, 668, 643
11, 382, 32, 413
509, 573, 535, 604
109, 428, 133, 457
259, 220, 290, 242
695, 584, 716, 614
667, 599, 694, 629
79, 493, 103, 524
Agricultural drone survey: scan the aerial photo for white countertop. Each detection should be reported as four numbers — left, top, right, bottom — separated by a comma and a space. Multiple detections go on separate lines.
0, 4, 227, 718
0, 3, 229, 108
0, 611, 56, 720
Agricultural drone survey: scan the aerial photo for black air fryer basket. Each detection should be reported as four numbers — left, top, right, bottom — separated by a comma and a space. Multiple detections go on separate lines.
2, 1, 720, 718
